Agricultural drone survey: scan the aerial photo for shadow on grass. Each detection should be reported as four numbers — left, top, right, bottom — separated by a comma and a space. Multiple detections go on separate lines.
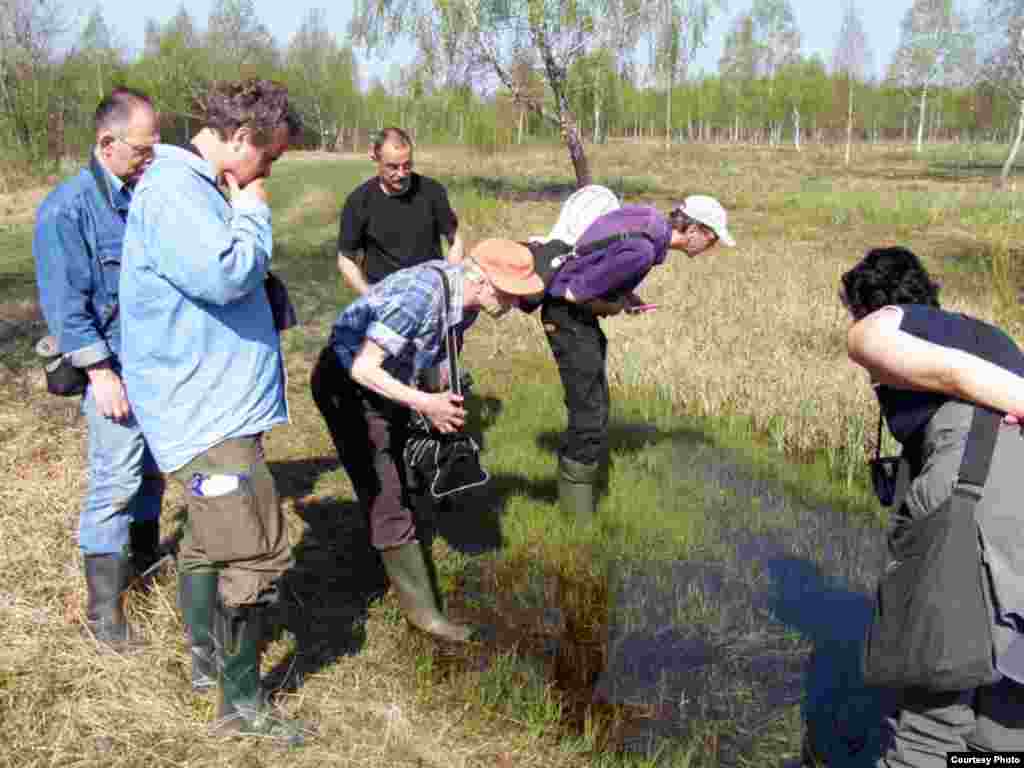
536, 421, 695, 459
265, 496, 386, 693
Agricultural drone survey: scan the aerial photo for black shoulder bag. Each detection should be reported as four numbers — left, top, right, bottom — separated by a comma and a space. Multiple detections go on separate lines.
403, 267, 490, 499
863, 406, 1001, 691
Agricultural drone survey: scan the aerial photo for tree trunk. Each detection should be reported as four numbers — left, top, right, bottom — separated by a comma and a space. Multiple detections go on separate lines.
997, 98, 1024, 190
518, 109, 525, 145
844, 80, 854, 167
559, 106, 592, 188
793, 106, 801, 152
915, 87, 927, 154
665, 73, 672, 150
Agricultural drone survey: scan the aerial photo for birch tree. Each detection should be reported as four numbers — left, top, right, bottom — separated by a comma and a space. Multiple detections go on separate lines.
832, 0, 872, 165
284, 10, 359, 150
649, 0, 720, 148
351, 0, 719, 187
888, 0, 974, 153
978, 0, 1024, 187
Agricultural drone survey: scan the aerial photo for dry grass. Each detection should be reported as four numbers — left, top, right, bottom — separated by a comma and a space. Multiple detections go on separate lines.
3, 140, 1022, 766
413, 140, 1024, 465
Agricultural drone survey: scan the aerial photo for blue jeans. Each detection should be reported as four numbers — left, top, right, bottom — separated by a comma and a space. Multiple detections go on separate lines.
79, 387, 163, 555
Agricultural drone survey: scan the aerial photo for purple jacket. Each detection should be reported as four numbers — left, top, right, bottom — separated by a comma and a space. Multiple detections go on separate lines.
547, 206, 671, 302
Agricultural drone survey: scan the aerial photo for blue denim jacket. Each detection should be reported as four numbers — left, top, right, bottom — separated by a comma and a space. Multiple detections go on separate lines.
119, 144, 287, 472
34, 154, 132, 367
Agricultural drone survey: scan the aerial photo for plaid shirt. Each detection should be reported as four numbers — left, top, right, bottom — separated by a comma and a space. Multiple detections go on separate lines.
329, 261, 476, 384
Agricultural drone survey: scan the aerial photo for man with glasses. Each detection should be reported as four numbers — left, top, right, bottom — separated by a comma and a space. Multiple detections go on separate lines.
523, 195, 735, 525
33, 88, 164, 648
336, 126, 463, 296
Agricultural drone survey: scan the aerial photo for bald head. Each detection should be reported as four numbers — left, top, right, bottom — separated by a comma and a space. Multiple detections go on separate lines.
95, 87, 155, 138
94, 88, 160, 185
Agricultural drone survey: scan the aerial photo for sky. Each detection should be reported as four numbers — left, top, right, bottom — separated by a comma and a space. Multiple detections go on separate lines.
72, 0, 984, 87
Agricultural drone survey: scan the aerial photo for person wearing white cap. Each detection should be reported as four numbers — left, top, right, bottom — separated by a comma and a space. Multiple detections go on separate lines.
513, 193, 735, 524
310, 243, 541, 643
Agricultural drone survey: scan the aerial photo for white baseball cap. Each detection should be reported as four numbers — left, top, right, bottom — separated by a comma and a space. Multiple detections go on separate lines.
676, 195, 735, 247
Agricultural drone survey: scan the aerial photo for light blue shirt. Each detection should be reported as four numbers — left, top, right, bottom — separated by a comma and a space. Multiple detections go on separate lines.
119, 144, 287, 472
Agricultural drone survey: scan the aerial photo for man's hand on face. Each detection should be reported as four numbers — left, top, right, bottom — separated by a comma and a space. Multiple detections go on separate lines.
224, 172, 268, 205
86, 363, 131, 422
420, 391, 466, 434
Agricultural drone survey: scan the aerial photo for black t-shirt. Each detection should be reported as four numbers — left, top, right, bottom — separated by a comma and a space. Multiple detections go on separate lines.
337, 174, 458, 284
877, 304, 1024, 446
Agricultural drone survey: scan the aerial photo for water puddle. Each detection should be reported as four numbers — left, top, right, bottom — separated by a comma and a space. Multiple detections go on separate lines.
435, 439, 898, 765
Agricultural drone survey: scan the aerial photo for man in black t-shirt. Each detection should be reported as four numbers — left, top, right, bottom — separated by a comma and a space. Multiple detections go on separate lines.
337, 127, 463, 294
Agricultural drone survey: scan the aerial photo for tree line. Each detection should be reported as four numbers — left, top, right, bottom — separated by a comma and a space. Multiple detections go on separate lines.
2, 0, 1024, 185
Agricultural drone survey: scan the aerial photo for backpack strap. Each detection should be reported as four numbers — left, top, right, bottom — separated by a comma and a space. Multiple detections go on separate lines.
573, 230, 656, 258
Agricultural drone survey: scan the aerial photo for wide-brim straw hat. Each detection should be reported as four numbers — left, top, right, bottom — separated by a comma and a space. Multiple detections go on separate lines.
470, 239, 545, 296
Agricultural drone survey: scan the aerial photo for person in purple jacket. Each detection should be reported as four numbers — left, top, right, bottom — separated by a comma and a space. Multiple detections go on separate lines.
524, 194, 735, 524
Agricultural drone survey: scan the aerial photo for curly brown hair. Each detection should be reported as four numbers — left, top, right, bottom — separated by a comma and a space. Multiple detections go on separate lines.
197, 79, 302, 145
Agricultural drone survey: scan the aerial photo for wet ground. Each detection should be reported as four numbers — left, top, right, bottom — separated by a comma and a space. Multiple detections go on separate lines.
436, 438, 897, 765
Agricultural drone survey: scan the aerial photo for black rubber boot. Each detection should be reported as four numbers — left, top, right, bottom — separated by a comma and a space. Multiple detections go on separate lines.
213, 601, 306, 746
179, 569, 218, 691
380, 541, 475, 643
557, 454, 599, 525
129, 519, 163, 582
83, 554, 143, 650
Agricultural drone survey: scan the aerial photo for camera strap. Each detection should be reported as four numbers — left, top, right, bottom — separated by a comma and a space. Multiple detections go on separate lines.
429, 266, 461, 396
875, 410, 883, 462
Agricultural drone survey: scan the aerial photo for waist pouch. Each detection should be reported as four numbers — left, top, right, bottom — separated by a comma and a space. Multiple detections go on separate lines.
35, 336, 87, 397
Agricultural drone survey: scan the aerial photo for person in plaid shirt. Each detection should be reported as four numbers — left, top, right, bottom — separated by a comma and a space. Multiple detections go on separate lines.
311, 243, 541, 642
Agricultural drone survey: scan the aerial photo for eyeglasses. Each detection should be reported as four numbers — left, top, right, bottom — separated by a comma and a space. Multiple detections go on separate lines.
116, 135, 157, 159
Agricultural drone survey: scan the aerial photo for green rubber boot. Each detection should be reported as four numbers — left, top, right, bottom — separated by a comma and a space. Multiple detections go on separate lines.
558, 455, 599, 525
213, 602, 306, 747
380, 541, 475, 643
178, 569, 218, 691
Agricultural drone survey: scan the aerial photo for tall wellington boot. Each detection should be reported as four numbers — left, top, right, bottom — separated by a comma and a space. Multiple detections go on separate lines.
213, 601, 306, 746
178, 569, 218, 691
557, 454, 599, 525
83, 553, 144, 650
380, 541, 475, 643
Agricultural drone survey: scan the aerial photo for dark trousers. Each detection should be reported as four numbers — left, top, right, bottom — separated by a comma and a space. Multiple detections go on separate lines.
310, 347, 417, 550
541, 299, 609, 466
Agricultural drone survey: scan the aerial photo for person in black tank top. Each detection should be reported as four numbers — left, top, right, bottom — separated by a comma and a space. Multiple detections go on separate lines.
840, 247, 1024, 765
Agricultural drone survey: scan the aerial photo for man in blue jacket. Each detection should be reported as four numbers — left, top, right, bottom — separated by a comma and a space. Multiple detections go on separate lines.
120, 79, 305, 744
33, 88, 163, 648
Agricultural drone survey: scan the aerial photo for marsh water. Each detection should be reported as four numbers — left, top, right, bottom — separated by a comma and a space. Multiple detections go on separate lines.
438, 437, 897, 765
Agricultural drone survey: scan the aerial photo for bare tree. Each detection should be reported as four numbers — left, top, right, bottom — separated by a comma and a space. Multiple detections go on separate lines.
351, 0, 719, 187
206, 0, 279, 79
888, 0, 974, 153
832, 0, 873, 165
0, 0, 66, 160
978, 0, 1024, 187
